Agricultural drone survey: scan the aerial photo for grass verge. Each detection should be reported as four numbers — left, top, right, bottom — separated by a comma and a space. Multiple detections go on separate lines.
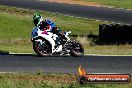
76, 36, 132, 55
0, 5, 103, 54
0, 73, 131, 88
82, 0, 132, 9
42, 0, 132, 9
1, 5, 132, 55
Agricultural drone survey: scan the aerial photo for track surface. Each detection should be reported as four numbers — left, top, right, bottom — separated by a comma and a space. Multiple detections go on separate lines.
0, 0, 132, 74
0, 54, 132, 73
0, 0, 132, 24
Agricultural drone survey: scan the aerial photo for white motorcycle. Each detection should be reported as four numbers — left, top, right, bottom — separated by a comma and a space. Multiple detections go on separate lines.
31, 28, 84, 57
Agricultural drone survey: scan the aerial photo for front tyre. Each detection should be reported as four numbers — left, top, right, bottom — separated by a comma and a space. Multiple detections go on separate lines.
70, 41, 84, 57
33, 39, 52, 56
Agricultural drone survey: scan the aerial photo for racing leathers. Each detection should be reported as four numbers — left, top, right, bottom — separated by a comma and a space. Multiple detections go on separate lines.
32, 18, 65, 46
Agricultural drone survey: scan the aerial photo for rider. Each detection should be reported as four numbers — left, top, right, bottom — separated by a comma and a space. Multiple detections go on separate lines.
32, 12, 65, 45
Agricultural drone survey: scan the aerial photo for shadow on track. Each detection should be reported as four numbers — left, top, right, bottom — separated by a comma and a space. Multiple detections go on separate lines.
0, 51, 71, 57
0, 51, 10, 55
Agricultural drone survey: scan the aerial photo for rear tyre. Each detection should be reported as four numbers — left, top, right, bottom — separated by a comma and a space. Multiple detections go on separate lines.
70, 42, 84, 57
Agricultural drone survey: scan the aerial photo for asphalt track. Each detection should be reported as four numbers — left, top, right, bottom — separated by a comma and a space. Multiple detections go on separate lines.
0, 0, 132, 74
0, 54, 132, 74
0, 0, 132, 24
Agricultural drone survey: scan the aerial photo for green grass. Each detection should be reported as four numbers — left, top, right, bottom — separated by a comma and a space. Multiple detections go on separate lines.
0, 45, 33, 53
85, 44, 132, 55
82, 0, 132, 9
1, 5, 132, 55
0, 5, 102, 36
0, 73, 131, 88
76, 36, 132, 55
0, 5, 104, 53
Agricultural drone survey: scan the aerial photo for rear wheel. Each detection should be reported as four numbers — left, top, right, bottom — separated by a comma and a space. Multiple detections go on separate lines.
70, 41, 84, 57
33, 39, 52, 56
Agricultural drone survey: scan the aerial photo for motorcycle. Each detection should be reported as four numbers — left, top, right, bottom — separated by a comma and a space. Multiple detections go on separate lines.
31, 28, 84, 57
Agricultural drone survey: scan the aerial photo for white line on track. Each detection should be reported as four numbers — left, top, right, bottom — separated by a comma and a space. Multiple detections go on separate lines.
9, 52, 132, 56
104, 21, 108, 22
95, 20, 100, 21
85, 54, 132, 56
9, 52, 34, 55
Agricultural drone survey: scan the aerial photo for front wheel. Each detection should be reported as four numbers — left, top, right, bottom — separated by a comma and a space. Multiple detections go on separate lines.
69, 41, 84, 57
33, 39, 52, 56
